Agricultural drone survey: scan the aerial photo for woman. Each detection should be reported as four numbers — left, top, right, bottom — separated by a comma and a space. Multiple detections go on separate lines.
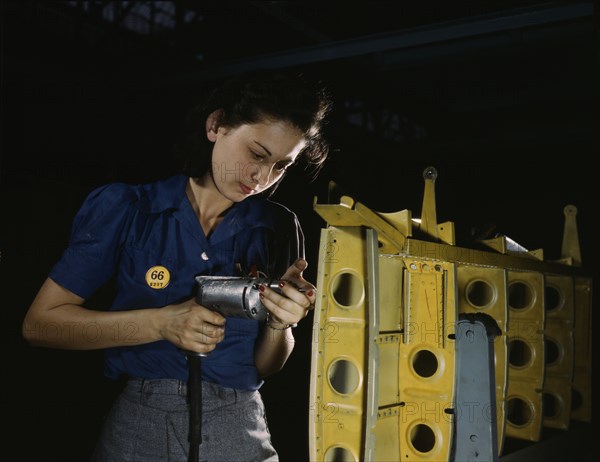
22, 70, 332, 461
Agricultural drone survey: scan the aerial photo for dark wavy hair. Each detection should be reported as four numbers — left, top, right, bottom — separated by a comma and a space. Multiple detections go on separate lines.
173, 69, 332, 191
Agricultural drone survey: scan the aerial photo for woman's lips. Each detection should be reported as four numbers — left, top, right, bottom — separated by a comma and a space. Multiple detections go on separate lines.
240, 183, 254, 195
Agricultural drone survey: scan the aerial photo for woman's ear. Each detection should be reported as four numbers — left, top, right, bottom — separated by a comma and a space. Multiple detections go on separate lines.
205, 109, 223, 142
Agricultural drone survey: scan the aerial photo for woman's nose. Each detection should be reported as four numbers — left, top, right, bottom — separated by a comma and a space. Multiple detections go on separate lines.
249, 163, 274, 186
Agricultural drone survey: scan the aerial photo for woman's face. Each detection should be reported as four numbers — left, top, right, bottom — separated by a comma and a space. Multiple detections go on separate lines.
207, 117, 306, 202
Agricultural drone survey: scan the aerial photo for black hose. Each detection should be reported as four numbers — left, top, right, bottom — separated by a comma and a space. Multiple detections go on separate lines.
187, 354, 202, 462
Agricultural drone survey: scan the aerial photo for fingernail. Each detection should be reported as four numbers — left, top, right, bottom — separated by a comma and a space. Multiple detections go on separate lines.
259, 293, 264, 299
259, 284, 265, 292
279, 281, 286, 288
307, 289, 314, 297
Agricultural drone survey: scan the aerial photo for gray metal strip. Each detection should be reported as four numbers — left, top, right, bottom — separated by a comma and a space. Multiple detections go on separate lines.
363, 228, 380, 461
453, 314, 500, 462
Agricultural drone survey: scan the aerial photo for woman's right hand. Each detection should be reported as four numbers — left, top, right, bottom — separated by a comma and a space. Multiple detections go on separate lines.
23, 279, 226, 351
158, 298, 226, 355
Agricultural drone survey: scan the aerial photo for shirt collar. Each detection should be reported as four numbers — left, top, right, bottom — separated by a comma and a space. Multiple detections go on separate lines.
222, 195, 276, 233
145, 174, 277, 234
145, 174, 189, 213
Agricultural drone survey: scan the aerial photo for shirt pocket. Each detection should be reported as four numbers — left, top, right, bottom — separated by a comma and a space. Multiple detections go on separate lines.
119, 245, 177, 308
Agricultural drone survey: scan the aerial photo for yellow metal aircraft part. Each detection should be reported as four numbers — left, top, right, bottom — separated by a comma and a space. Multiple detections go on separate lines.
309, 226, 371, 462
309, 225, 458, 461
505, 271, 545, 442
571, 277, 593, 422
312, 187, 407, 254
420, 167, 439, 240
556, 204, 591, 422
561, 205, 582, 267
309, 171, 591, 461
542, 274, 575, 430
399, 257, 457, 461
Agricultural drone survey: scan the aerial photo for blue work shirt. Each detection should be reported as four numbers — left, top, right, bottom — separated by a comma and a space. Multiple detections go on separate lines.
49, 174, 304, 390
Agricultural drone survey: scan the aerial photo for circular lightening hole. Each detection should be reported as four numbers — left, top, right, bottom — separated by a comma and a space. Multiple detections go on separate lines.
509, 339, 532, 368
410, 424, 436, 453
545, 338, 560, 365
545, 285, 563, 312
507, 397, 533, 426
331, 272, 364, 308
509, 281, 534, 310
466, 279, 495, 308
571, 388, 583, 412
543, 393, 562, 419
328, 359, 360, 395
324, 446, 356, 462
412, 349, 438, 378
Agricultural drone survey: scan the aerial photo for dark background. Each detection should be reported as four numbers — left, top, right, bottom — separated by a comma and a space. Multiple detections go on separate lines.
1, 1, 597, 461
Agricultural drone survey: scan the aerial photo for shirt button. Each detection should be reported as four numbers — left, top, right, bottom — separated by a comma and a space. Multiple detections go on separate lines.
201, 252, 209, 261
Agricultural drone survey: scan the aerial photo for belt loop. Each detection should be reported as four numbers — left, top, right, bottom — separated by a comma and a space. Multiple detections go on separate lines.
178, 379, 183, 396
127, 376, 145, 393
139, 378, 146, 397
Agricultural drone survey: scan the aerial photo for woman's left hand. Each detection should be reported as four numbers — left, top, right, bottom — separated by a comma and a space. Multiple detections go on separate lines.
259, 258, 316, 327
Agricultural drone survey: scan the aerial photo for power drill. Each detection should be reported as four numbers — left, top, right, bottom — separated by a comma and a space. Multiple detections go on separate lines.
194, 275, 299, 321
184, 276, 301, 461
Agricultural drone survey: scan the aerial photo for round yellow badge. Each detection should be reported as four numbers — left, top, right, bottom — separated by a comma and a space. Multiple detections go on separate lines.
145, 266, 171, 289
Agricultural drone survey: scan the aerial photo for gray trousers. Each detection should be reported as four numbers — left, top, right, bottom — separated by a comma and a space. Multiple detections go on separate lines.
91, 378, 278, 462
